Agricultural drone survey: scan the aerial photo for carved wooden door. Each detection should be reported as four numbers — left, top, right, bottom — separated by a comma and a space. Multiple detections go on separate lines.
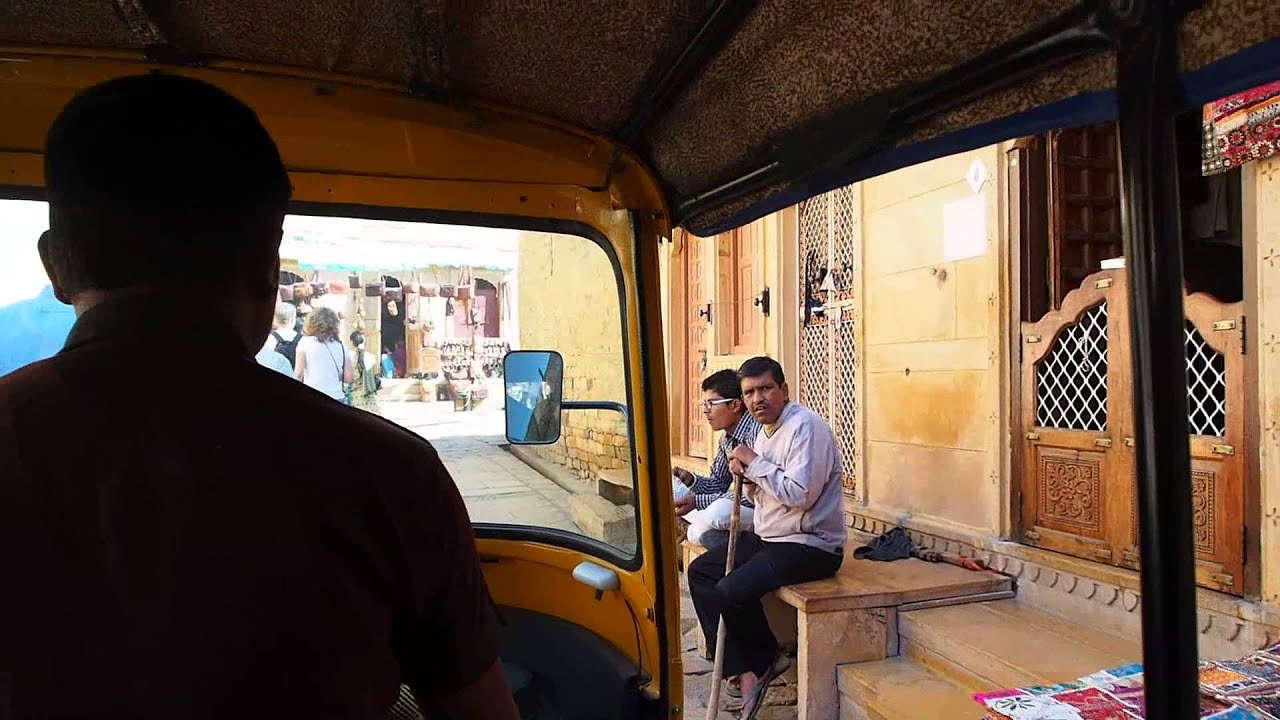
685, 233, 710, 459
1021, 270, 1248, 594
1020, 271, 1134, 565
1117, 293, 1247, 595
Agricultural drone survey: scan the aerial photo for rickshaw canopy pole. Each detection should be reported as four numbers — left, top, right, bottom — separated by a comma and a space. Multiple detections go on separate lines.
1112, 0, 1202, 716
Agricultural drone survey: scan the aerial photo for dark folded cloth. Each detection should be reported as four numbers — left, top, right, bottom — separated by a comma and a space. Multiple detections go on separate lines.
853, 527, 914, 562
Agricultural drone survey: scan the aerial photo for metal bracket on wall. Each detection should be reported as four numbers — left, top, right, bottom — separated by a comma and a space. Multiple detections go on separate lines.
697, 302, 712, 324
753, 287, 771, 316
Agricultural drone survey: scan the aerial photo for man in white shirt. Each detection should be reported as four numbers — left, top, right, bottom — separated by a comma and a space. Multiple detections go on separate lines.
687, 356, 846, 719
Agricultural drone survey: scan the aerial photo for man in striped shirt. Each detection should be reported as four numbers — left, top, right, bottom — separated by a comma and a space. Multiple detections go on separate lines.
673, 369, 762, 548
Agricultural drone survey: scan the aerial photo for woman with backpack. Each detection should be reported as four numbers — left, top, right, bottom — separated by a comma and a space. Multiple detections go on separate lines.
295, 307, 353, 403
265, 302, 302, 368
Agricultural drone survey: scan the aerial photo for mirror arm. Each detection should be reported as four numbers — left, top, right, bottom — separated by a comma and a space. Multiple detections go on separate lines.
561, 400, 629, 422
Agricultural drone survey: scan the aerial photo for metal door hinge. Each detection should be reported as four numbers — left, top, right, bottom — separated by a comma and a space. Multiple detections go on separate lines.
697, 302, 712, 324
1211, 572, 1235, 587
1124, 437, 1135, 448
1025, 529, 1041, 542
1212, 319, 1236, 331
1089, 546, 1114, 562
1095, 278, 1114, 289
1122, 548, 1140, 564
1094, 438, 1113, 448
1026, 431, 1041, 441
1211, 444, 1235, 456
1025, 334, 1042, 344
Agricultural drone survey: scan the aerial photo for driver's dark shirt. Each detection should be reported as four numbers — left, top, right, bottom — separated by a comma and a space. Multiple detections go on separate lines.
0, 296, 498, 719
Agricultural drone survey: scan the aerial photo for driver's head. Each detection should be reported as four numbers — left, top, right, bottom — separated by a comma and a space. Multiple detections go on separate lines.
41, 73, 291, 343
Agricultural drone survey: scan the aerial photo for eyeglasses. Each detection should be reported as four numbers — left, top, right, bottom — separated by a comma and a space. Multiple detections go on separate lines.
699, 398, 736, 412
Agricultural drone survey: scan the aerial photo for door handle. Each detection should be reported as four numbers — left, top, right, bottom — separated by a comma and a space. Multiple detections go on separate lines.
572, 561, 619, 601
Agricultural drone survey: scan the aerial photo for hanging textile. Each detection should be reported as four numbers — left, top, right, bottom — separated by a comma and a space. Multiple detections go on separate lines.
1203, 79, 1280, 176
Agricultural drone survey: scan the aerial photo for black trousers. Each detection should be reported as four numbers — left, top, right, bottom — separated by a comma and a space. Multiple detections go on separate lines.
688, 533, 843, 678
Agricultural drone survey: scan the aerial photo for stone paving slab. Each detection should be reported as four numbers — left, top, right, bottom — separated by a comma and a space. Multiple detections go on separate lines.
369, 404, 579, 534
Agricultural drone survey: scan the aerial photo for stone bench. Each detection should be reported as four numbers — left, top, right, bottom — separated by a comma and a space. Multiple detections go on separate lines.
680, 540, 1013, 720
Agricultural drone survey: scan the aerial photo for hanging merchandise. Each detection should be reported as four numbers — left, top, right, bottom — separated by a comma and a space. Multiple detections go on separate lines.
456, 266, 474, 301
444, 298, 455, 317
365, 281, 384, 298
440, 284, 457, 298
421, 283, 440, 297
348, 274, 362, 290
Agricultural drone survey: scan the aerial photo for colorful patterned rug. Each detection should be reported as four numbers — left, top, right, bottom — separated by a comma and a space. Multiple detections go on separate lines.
1203, 79, 1280, 176
973, 643, 1280, 719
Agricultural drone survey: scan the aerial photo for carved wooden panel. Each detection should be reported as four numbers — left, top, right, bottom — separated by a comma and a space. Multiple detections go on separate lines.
1192, 469, 1216, 556
1039, 454, 1102, 531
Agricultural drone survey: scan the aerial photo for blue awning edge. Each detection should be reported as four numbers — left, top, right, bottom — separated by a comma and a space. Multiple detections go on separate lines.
692, 38, 1280, 237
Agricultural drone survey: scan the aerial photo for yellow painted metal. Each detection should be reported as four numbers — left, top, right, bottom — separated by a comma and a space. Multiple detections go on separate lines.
0, 49, 681, 708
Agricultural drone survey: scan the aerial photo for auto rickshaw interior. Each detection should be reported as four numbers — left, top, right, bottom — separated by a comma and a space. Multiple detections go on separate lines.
1, 1, 1278, 717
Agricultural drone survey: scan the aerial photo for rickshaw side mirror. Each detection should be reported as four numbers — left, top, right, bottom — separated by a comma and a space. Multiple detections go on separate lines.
503, 350, 565, 445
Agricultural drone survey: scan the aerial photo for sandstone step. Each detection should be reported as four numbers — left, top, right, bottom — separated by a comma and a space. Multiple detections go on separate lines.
898, 599, 1141, 691
597, 469, 634, 505
568, 493, 635, 548
838, 657, 983, 720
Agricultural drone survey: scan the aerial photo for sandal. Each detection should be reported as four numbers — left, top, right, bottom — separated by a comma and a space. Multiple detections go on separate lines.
724, 676, 743, 699
738, 651, 791, 720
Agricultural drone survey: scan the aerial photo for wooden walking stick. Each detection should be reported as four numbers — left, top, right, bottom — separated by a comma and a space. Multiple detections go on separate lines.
705, 438, 746, 720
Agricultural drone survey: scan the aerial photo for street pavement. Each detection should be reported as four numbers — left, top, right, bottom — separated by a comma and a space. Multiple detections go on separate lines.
375, 402, 578, 533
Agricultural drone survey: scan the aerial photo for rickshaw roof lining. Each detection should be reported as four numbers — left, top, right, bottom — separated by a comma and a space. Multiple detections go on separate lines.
2, 1, 1277, 235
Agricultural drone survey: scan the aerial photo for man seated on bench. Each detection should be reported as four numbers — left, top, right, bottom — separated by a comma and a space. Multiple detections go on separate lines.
688, 356, 846, 720
673, 369, 761, 549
